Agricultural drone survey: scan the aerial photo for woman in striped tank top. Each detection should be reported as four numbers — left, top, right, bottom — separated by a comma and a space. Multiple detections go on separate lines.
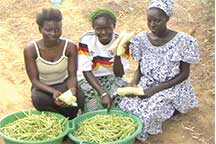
24, 8, 84, 119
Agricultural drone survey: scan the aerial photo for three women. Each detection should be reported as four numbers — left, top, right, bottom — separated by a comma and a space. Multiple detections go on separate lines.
24, 1, 199, 141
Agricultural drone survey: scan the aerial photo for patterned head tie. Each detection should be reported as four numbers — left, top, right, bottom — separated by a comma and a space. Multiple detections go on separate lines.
148, 0, 174, 17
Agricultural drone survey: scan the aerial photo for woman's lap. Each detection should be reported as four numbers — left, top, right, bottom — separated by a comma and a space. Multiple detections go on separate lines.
119, 94, 176, 141
31, 82, 79, 119
79, 75, 127, 112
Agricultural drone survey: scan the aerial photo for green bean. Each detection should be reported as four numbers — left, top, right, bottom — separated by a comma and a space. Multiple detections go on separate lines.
73, 114, 137, 143
0, 112, 68, 141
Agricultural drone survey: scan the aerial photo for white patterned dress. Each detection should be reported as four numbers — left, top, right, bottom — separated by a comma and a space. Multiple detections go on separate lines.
119, 32, 200, 141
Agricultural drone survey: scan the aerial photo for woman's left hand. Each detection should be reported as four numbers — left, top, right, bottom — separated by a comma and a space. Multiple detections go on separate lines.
144, 87, 159, 97
76, 108, 82, 116
70, 87, 77, 95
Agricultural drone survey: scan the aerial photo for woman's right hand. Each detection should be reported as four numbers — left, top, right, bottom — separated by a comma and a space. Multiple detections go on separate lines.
127, 82, 137, 87
52, 90, 64, 106
143, 87, 159, 98
101, 93, 112, 110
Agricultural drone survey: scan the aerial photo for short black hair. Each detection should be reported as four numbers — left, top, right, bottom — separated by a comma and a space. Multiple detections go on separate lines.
36, 8, 62, 27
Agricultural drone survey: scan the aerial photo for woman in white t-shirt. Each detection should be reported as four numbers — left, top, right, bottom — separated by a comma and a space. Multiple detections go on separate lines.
78, 8, 129, 112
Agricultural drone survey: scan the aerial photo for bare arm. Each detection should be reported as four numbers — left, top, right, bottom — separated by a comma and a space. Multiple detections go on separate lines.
66, 42, 84, 109
129, 62, 142, 86
65, 42, 78, 94
113, 35, 131, 77
113, 56, 124, 77
83, 71, 112, 109
144, 61, 190, 96
83, 71, 105, 95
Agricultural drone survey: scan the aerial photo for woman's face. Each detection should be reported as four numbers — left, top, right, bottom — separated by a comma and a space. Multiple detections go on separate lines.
39, 20, 62, 44
147, 8, 169, 35
93, 16, 114, 45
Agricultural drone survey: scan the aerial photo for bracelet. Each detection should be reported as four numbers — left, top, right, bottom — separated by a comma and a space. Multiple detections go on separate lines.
101, 92, 107, 98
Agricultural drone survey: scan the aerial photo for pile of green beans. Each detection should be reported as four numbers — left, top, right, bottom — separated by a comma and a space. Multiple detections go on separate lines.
73, 114, 137, 143
0, 112, 68, 141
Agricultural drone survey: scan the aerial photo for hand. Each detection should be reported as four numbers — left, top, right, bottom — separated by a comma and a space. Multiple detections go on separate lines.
101, 94, 112, 110
52, 90, 64, 106
125, 42, 130, 49
144, 87, 159, 97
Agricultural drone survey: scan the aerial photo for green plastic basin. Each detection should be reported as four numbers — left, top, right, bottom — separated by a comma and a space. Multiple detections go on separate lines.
0, 110, 70, 144
68, 109, 142, 144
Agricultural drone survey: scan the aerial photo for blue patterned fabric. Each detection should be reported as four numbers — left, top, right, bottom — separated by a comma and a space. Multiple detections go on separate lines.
119, 32, 200, 141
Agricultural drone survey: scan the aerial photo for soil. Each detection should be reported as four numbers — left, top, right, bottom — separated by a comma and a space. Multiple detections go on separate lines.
0, 0, 214, 144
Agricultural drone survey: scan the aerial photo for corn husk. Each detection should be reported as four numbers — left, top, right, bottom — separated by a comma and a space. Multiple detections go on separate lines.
58, 89, 78, 106
116, 87, 144, 96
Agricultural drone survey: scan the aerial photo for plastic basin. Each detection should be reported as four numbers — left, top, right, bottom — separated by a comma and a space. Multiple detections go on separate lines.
0, 110, 70, 144
68, 109, 142, 144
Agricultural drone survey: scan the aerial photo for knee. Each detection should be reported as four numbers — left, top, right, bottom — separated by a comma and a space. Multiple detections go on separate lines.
31, 94, 44, 110
31, 93, 54, 111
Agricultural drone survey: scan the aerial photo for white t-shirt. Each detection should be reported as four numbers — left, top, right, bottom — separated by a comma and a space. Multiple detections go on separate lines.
77, 31, 129, 80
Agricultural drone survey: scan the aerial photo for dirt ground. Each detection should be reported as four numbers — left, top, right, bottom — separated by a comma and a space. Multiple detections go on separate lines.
0, 0, 214, 144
